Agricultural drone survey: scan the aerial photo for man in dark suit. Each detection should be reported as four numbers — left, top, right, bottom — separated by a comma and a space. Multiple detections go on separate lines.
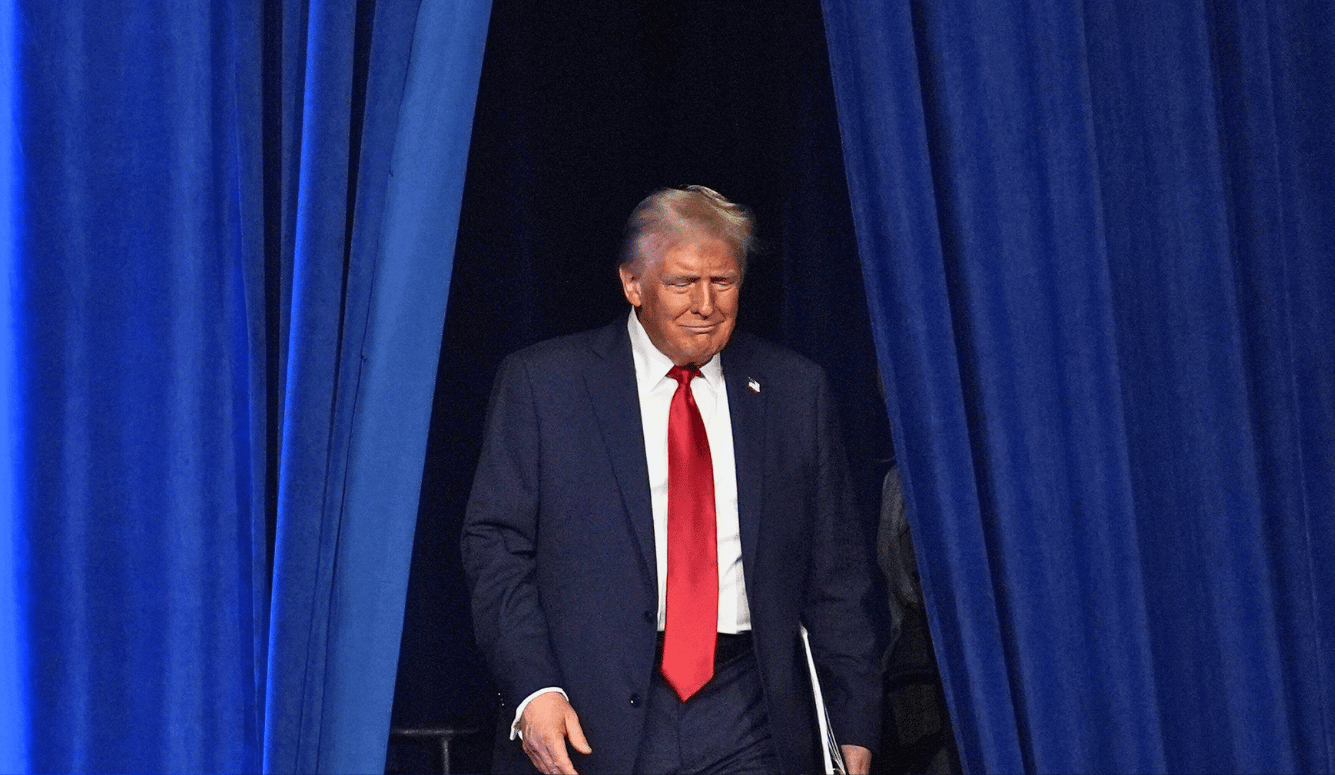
462, 186, 880, 774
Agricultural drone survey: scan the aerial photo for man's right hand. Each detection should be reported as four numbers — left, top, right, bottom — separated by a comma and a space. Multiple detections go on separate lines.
516, 691, 592, 775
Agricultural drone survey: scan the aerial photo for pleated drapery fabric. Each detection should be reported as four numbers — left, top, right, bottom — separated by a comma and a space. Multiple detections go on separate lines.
823, 1, 1335, 772
3, 1, 490, 772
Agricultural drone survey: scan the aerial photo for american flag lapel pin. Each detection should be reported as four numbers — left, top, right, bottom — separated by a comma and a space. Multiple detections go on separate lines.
748, 378, 761, 393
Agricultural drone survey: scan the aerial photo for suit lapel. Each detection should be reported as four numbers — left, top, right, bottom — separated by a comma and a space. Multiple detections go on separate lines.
722, 339, 766, 582
584, 320, 657, 586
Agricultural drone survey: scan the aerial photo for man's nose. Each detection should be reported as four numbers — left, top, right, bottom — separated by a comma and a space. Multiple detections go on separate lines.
692, 282, 715, 316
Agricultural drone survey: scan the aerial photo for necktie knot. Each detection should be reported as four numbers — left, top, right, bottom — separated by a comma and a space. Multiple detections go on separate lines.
668, 365, 701, 386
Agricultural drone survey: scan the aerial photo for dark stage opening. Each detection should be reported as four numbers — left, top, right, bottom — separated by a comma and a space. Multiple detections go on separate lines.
388, 0, 924, 771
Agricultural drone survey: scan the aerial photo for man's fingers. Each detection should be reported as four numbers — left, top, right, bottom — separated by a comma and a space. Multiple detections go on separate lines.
523, 732, 573, 775
529, 734, 575, 775
522, 726, 581, 775
516, 693, 589, 774
840, 743, 873, 775
565, 711, 592, 755
550, 744, 578, 775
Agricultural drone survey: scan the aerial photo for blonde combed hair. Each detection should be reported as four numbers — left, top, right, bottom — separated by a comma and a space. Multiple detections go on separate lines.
620, 185, 755, 273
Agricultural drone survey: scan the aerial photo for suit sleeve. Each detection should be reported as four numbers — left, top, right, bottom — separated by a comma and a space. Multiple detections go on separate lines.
802, 370, 884, 750
461, 353, 563, 710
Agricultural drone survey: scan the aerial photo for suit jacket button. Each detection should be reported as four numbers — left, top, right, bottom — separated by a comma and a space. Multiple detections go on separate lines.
642, 610, 654, 623
630, 693, 642, 708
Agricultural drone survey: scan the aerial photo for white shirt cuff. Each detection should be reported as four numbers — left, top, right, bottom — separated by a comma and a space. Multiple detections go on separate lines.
510, 687, 568, 740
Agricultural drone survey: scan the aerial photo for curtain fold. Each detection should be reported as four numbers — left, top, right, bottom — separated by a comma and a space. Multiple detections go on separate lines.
2, 2, 28, 772
264, 0, 491, 770
3, 1, 490, 772
824, 0, 1335, 772
262, 0, 418, 769
10, 3, 267, 771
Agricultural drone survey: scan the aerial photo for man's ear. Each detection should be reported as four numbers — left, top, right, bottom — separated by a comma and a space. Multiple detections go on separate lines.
618, 264, 642, 307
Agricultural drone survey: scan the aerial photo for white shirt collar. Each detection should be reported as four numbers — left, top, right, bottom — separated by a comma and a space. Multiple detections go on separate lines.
627, 309, 724, 390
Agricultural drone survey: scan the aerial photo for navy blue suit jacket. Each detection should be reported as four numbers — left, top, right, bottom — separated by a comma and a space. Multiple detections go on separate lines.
462, 318, 880, 773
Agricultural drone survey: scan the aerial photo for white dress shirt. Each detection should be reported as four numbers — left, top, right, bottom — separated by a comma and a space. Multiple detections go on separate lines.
626, 309, 750, 633
511, 311, 752, 738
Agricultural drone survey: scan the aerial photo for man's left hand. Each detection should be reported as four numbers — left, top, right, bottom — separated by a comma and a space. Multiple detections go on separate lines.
841, 744, 872, 775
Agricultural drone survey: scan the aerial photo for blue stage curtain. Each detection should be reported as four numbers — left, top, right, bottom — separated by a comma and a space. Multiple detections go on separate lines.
3, 0, 489, 772
823, 1, 1335, 772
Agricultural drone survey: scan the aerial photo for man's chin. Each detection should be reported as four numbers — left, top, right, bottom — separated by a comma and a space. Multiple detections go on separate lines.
680, 342, 728, 366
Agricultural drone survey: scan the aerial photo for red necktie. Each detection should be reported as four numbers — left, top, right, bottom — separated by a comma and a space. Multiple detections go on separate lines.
661, 365, 718, 701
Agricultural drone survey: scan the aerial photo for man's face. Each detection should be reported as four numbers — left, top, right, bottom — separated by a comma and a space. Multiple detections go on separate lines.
619, 236, 742, 367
